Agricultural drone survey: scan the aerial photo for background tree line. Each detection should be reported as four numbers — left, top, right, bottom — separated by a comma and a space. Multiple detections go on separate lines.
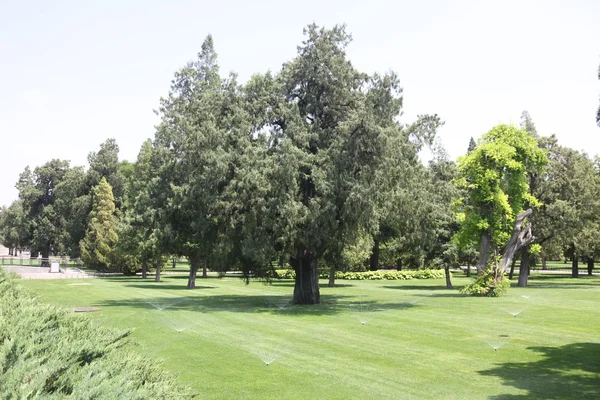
1, 26, 599, 302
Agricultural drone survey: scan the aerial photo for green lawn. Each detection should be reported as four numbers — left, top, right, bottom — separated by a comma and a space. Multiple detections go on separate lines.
20, 273, 600, 399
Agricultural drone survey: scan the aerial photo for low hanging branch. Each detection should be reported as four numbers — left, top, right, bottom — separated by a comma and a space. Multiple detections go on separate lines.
500, 208, 535, 273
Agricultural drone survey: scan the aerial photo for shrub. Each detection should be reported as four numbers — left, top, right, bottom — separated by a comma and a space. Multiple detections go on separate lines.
460, 268, 510, 297
0, 269, 193, 398
275, 269, 446, 281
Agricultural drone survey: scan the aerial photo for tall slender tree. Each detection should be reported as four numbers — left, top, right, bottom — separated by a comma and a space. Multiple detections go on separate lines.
80, 178, 118, 271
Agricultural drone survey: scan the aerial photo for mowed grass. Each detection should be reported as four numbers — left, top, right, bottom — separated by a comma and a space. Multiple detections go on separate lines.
20, 273, 600, 399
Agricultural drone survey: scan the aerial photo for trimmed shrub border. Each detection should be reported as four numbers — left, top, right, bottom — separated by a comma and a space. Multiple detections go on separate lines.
275, 269, 447, 280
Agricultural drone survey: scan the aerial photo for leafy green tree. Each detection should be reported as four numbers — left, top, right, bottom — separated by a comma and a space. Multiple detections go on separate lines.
153, 35, 240, 288
87, 138, 125, 207
80, 178, 118, 270
0, 201, 26, 255
265, 25, 423, 303
53, 166, 91, 258
116, 140, 166, 279
16, 160, 71, 264
455, 124, 547, 294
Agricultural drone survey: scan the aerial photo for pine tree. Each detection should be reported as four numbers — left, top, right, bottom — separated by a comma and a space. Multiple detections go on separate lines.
467, 137, 476, 153
80, 177, 118, 270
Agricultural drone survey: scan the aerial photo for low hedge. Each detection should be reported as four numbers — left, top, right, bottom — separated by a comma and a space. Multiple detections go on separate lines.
275, 269, 446, 280
0, 269, 193, 399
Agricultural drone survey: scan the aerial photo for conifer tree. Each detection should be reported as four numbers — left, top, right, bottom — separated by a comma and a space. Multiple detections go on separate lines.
80, 177, 118, 270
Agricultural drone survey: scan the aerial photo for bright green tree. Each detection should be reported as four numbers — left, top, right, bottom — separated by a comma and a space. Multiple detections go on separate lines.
455, 124, 547, 295
80, 178, 118, 271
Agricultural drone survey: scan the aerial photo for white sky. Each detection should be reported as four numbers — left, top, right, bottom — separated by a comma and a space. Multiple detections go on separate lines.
1, 0, 599, 207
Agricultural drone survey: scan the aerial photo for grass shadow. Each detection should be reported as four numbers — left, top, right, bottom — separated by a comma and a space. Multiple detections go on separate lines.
524, 274, 600, 289
96, 294, 420, 316
479, 342, 600, 399
125, 284, 217, 291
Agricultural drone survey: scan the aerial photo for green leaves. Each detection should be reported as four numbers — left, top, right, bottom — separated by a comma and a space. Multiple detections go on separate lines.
455, 124, 548, 249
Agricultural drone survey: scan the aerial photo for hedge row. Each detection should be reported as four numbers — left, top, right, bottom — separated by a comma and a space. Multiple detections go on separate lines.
0, 269, 193, 399
275, 269, 447, 280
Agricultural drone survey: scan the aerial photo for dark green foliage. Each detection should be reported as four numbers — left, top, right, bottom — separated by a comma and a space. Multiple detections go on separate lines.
467, 137, 476, 153
0, 269, 192, 398
16, 160, 71, 262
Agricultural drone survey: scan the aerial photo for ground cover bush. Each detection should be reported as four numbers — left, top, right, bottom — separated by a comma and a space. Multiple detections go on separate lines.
275, 269, 446, 280
0, 269, 193, 399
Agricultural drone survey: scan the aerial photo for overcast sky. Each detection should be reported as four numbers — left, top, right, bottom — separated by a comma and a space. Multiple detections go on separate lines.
1, 0, 599, 207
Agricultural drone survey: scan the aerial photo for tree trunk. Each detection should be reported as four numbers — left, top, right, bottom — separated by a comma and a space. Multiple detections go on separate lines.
588, 257, 594, 276
369, 239, 380, 271
41, 247, 50, 268
202, 259, 208, 278
396, 259, 402, 271
466, 263, 470, 277
30, 250, 39, 259
508, 257, 517, 280
570, 243, 578, 278
172, 257, 176, 268
154, 262, 162, 282
291, 250, 320, 304
141, 262, 147, 279
500, 209, 535, 273
477, 233, 491, 272
542, 254, 547, 270
517, 248, 530, 287
444, 265, 453, 289
328, 265, 335, 287
188, 253, 200, 289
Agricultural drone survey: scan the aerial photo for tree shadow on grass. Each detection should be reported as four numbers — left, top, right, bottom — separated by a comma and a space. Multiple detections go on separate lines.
382, 285, 469, 297
95, 294, 419, 316
124, 284, 217, 291
524, 274, 600, 289
479, 342, 600, 399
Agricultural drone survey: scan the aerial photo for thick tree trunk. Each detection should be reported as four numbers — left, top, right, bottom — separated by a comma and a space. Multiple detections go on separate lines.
141, 262, 148, 279
444, 265, 453, 289
500, 209, 535, 273
369, 239, 380, 271
571, 244, 578, 278
466, 263, 470, 277
172, 257, 176, 268
396, 259, 402, 271
588, 258, 594, 276
508, 257, 517, 280
154, 262, 162, 282
572, 256, 579, 278
30, 250, 39, 259
291, 251, 320, 304
202, 259, 208, 278
188, 253, 200, 289
477, 233, 491, 272
517, 248, 530, 287
41, 247, 50, 268
328, 265, 335, 287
